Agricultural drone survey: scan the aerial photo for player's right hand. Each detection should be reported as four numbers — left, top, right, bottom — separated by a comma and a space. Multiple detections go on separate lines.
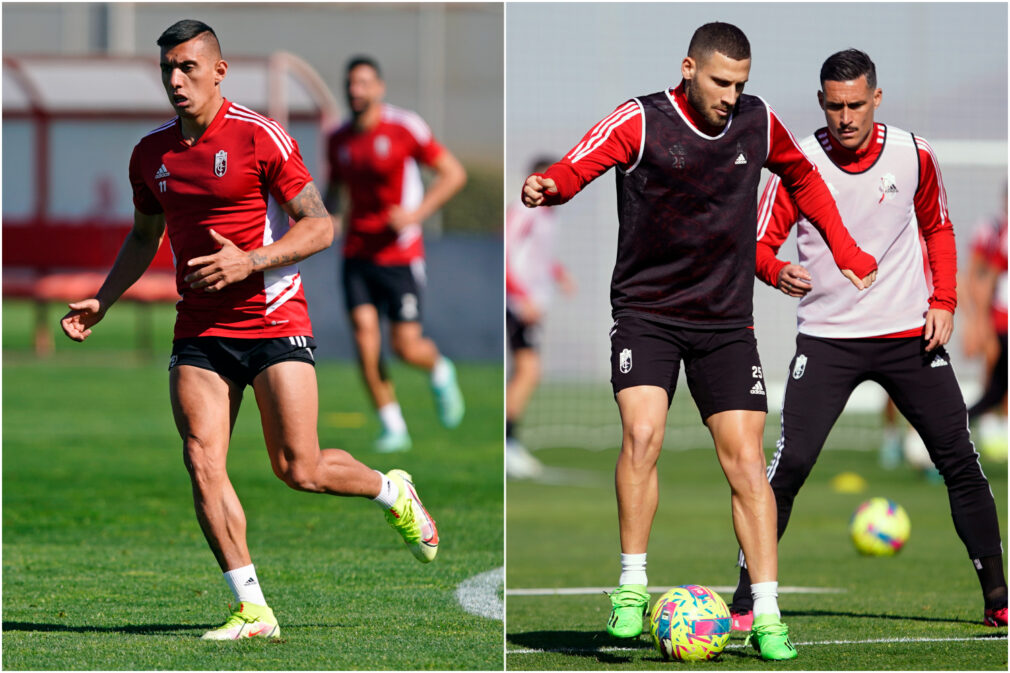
521, 174, 558, 208
519, 297, 543, 325
777, 264, 812, 298
60, 298, 106, 342
841, 268, 878, 291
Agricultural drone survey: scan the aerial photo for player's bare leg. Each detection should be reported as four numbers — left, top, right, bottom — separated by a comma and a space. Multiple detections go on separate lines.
253, 360, 439, 562
390, 321, 438, 369
506, 348, 543, 478
392, 321, 465, 429
507, 348, 541, 421
615, 385, 668, 554
707, 410, 776, 585
350, 304, 396, 408
606, 385, 667, 637
170, 365, 250, 572
708, 409, 797, 660
172, 365, 283, 640
253, 361, 383, 496
350, 304, 410, 450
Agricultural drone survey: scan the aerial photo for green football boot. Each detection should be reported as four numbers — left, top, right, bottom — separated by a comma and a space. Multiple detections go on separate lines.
746, 613, 798, 660
374, 428, 412, 453
201, 602, 280, 640
431, 358, 465, 428
606, 584, 649, 638
384, 469, 439, 562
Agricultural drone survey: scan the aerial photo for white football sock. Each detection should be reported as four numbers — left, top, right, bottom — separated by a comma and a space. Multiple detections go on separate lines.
378, 402, 407, 434
223, 563, 267, 607
751, 581, 780, 618
619, 552, 648, 586
431, 356, 453, 388
372, 470, 400, 509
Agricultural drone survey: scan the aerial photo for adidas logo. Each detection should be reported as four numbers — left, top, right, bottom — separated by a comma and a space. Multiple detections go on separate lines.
155, 164, 170, 179
244, 577, 258, 586
930, 355, 948, 368
735, 153, 747, 165
750, 381, 765, 395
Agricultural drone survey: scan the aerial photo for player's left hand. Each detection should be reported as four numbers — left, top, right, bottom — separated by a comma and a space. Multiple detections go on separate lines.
923, 307, 954, 352
387, 206, 418, 232
841, 268, 877, 291
184, 229, 254, 292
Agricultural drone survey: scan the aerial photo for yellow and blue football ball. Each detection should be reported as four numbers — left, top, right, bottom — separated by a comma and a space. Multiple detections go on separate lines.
649, 585, 731, 661
850, 497, 910, 556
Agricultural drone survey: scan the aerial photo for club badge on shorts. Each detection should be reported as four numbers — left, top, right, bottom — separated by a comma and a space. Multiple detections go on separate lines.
792, 354, 807, 379
214, 150, 228, 177
619, 348, 632, 374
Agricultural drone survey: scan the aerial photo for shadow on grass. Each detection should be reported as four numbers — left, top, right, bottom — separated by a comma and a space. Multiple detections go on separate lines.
3, 621, 204, 635
506, 630, 752, 664
782, 609, 983, 625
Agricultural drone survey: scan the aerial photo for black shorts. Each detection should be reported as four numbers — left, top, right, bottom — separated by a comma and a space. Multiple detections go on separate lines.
507, 309, 541, 352
342, 257, 424, 322
609, 313, 768, 420
170, 335, 316, 387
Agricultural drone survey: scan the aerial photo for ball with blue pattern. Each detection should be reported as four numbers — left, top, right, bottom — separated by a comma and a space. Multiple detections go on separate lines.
649, 585, 731, 661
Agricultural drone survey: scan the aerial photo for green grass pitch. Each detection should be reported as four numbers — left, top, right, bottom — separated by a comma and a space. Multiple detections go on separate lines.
2, 300, 504, 670
507, 410, 1008, 669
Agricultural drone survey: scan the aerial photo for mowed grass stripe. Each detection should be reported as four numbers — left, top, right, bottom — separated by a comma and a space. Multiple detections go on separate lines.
3, 329, 504, 671
506, 438, 1008, 670
508, 633, 1008, 655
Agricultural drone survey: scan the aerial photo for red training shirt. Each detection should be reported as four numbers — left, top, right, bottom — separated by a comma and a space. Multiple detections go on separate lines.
130, 99, 315, 340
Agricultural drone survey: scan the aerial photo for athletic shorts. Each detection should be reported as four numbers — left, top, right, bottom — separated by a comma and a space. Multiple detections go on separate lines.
169, 335, 316, 387
507, 309, 541, 352
342, 257, 424, 322
609, 313, 768, 420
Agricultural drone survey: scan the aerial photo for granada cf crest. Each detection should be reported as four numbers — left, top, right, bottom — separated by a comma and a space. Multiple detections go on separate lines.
619, 348, 633, 374
214, 150, 228, 177
792, 354, 807, 380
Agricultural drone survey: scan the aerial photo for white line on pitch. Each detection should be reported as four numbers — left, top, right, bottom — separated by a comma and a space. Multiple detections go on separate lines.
507, 585, 846, 596
506, 634, 1007, 655
456, 567, 504, 621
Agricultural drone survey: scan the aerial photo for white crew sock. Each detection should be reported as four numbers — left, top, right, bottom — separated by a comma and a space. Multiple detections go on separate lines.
372, 470, 400, 509
378, 402, 407, 434
223, 563, 267, 607
431, 356, 453, 388
751, 581, 780, 618
619, 552, 648, 586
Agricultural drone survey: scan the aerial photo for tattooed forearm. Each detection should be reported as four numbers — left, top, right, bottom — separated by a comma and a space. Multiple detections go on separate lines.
286, 182, 329, 220
250, 250, 303, 270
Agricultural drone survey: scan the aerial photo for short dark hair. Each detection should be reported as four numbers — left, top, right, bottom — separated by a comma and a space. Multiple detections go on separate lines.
346, 55, 382, 79
156, 19, 220, 54
687, 22, 751, 62
820, 49, 877, 89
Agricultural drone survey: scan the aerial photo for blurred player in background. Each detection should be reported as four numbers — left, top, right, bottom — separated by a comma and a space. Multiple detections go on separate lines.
521, 22, 878, 660
729, 48, 1007, 628
60, 21, 439, 640
326, 56, 467, 453
962, 187, 1008, 458
506, 156, 576, 480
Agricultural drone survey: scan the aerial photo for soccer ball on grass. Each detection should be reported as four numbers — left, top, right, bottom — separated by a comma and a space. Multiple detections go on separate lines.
850, 497, 910, 556
649, 585, 731, 661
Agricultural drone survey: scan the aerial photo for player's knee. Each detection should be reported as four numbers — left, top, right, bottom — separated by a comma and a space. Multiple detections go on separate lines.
182, 437, 226, 487
390, 332, 422, 360
622, 420, 662, 463
722, 447, 767, 489
279, 463, 322, 493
